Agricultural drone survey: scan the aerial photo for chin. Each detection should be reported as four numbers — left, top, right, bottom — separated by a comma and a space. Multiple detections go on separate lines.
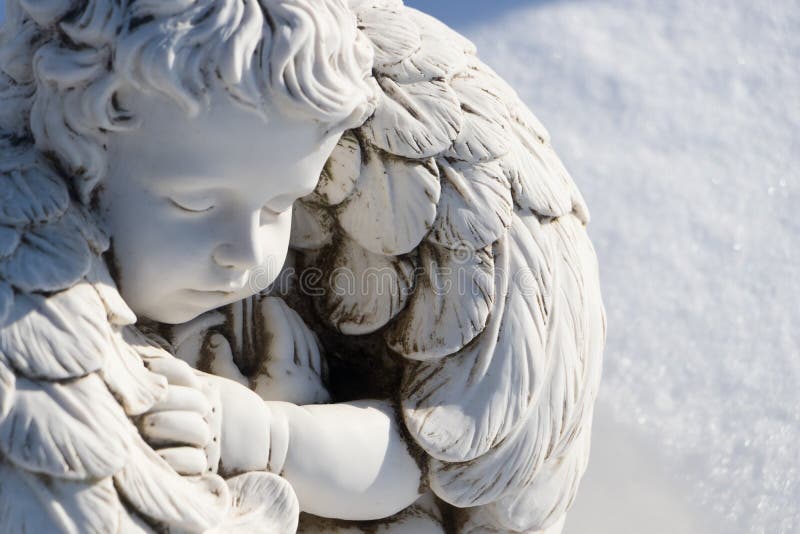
134, 287, 257, 325
141, 307, 204, 325
136, 299, 213, 325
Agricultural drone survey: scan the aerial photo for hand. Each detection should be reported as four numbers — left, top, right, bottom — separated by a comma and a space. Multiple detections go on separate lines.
253, 297, 330, 405
174, 333, 294, 477
208, 373, 292, 476
140, 356, 220, 476
171, 296, 330, 405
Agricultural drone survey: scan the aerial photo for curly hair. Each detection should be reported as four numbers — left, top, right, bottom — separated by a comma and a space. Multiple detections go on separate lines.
0, 0, 376, 203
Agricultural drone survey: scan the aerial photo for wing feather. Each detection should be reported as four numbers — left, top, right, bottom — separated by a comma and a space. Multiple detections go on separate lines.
0, 283, 110, 380
445, 71, 513, 163
0, 226, 19, 259
427, 159, 513, 251
429, 402, 554, 509
354, 3, 420, 70
378, 7, 476, 85
0, 147, 69, 226
0, 373, 132, 479
216, 472, 300, 533
337, 148, 440, 256
102, 326, 168, 416
0, 357, 13, 420
386, 242, 494, 361
114, 436, 231, 532
313, 236, 415, 335
361, 77, 463, 159
405, 7, 477, 58
85, 254, 137, 326
402, 215, 551, 463
290, 3, 605, 531
0, 462, 122, 534
503, 122, 577, 218
429, 214, 603, 528
0, 281, 11, 326
0, 208, 93, 293
290, 200, 335, 251
491, 426, 593, 532
311, 132, 361, 206
378, 14, 471, 84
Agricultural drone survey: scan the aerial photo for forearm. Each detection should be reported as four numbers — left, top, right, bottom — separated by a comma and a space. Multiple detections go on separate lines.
269, 399, 423, 521
207, 373, 423, 520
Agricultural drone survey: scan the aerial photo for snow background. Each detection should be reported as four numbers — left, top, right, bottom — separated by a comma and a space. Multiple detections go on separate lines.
1, 1, 797, 532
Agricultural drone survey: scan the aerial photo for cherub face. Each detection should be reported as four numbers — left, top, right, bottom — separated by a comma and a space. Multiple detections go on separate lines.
99, 86, 340, 324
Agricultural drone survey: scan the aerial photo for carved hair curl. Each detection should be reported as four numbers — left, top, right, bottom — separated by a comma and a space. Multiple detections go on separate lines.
0, 0, 376, 203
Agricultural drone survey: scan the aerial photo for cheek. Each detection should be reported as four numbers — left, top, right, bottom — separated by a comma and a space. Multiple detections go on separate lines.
256, 212, 293, 281
111, 207, 211, 290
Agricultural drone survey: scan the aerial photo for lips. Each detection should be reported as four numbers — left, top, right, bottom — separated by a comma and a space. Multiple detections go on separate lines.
185, 275, 249, 300
206, 289, 237, 296
205, 277, 249, 295
185, 288, 240, 298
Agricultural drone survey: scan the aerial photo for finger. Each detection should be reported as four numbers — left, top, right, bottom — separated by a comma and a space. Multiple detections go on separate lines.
145, 357, 200, 388
289, 305, 323, 375
207, 333, 248, 386
260, 298, 294, 361
157, 447, 208, 476
149, 385, 212, 415
140, 411, 211, 447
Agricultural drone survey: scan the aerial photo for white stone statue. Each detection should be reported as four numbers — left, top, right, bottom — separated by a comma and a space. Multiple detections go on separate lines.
0, 0, 605, 532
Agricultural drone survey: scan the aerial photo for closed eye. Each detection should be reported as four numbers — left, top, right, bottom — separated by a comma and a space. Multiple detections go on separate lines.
262, 195, 296, 217
260, 204, 292, 225
168, 196, 215, 213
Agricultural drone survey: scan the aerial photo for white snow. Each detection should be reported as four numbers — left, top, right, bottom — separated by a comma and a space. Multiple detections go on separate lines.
440, 0, 798, 532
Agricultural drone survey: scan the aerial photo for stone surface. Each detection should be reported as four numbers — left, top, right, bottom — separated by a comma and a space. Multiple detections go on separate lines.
0, 0, 603, 532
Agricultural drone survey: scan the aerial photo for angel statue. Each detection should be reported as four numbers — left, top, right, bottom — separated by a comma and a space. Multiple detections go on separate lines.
0, 0, 605, 532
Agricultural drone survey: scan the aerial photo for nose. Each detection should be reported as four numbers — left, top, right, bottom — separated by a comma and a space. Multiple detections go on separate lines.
212, 211, 263, 270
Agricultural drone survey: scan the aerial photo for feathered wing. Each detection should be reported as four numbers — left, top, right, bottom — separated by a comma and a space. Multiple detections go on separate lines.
0, 130, 302, 534
288, 1, 605, 531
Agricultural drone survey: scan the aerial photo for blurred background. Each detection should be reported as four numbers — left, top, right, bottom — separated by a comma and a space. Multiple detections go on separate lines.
2, 1, 797, 532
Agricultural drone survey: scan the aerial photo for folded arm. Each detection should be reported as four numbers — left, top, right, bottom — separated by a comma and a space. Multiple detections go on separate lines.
270, 399, 423, 520
210, 375, 423, 521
